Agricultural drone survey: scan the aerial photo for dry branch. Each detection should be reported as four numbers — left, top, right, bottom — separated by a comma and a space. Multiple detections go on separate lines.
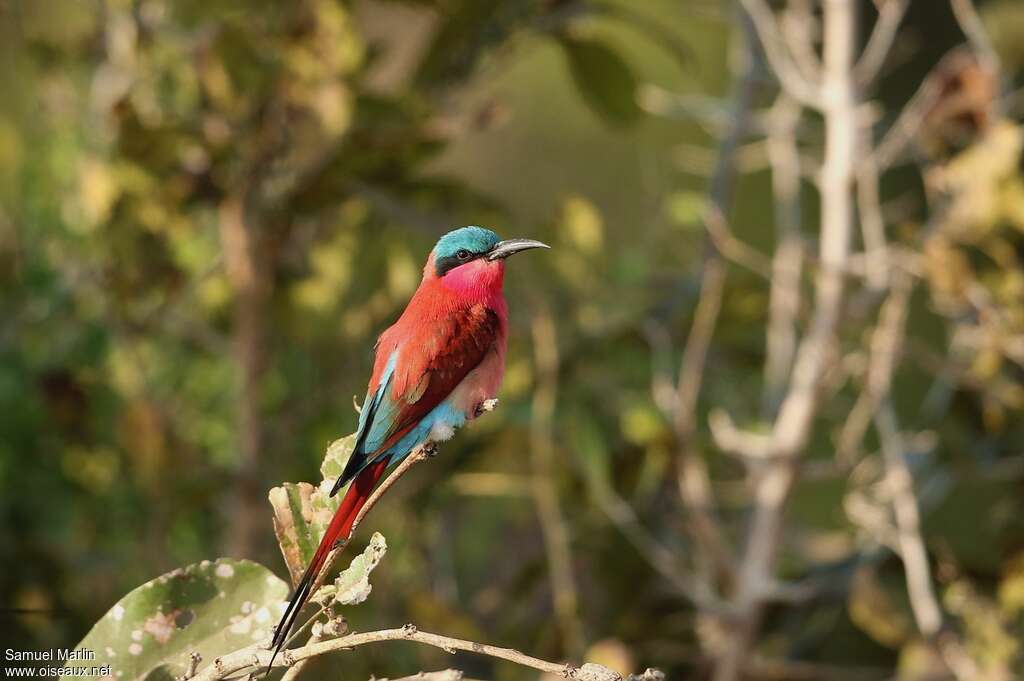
738, 0, 822, 107
192, 625, 624, 681
854, 0, 910, 88
714, 1, 858, 678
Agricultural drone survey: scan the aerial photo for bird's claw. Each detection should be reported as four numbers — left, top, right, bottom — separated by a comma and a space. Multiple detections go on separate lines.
474, 398, 499, 417
422, 442, 439, 458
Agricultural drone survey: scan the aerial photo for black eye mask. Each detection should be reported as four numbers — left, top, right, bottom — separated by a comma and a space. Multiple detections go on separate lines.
434, 249, 481, 277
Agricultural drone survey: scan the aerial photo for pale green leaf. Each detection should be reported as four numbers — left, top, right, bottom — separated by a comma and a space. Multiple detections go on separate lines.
66, 559, 288, 681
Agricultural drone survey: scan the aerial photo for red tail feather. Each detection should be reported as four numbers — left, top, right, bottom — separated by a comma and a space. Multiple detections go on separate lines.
266, 457, 390, 674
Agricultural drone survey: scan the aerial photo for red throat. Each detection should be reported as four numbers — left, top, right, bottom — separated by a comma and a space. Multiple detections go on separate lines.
425, 255, 506, 306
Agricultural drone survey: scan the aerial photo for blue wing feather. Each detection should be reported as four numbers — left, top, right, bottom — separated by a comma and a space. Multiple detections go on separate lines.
331, 351, 398, 496
330, 304, 501, 497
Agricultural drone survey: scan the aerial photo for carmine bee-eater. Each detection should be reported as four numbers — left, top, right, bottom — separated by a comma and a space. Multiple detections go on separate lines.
269, 226, 548, 667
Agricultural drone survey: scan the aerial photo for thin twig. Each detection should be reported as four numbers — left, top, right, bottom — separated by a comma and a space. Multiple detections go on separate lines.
868, 49, 966, 171
193, 625, 617, 681
373, 671, 465, 681
860, 275, 974, 679
714, 1, 858, 678
875, 402, 942, 637
950, 0, 1000, 78
739, 0, 822, 107
179, 652, 202, 681
780, 0, 821, 85
668, 8, 764, 593
836, 269, 912, 466
856, 152, 889, 291
762, 95, 804, 418
704, 207, 772, 278
854, 0, 910, 88
278, 631, 321, 681
588, 479, 723, 610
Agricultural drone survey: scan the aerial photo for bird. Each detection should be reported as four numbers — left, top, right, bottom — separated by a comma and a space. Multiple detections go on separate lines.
267, 226, 548, 671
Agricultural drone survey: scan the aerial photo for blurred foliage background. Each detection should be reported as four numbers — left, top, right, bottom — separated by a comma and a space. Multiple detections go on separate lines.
2, 0, 1024, 679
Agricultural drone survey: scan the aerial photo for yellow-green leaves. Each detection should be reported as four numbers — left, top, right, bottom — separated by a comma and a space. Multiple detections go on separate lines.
665, 191, 706, 229
560, 195, 604, 255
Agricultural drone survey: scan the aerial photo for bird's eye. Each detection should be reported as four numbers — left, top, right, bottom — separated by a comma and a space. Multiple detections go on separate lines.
456, 249, 471, 261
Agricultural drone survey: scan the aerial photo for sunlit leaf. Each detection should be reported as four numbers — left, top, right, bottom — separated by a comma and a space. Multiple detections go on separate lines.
666, 191, 705, 228
67, 560, 288, 681
319, 532, 387, 605
268, 434, 356, 586
560, 194, 604, 254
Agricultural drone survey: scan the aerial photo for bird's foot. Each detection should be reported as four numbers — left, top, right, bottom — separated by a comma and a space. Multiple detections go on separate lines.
474, 398, 499, 418
422, 442, 439, 458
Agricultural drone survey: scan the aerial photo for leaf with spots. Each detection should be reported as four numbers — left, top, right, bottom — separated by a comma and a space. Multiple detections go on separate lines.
268, 432, 357, 587
66, 559, 288, 681
319, 532, 387, 605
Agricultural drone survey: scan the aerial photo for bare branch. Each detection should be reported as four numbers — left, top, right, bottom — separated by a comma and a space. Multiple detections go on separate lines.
836, 268, 911, 466
708, 409, 773, 460
950, 0, 1000, 78
875, 402, 943, 637
588, 478, 724, 610
714, 1, 858, 678
704, 206, 772, 278
665, 7, 767, 592
279, 629, 322, 681
739, 0, 822, 107
856, 161, 889, 293
780, 0, 822, 85
868, 49, 968, 171
192, 625, 625, 681
763, 95, 804, 417
852, 272, 942, 637
854, 0, 910, 88
373, 671, 465, 681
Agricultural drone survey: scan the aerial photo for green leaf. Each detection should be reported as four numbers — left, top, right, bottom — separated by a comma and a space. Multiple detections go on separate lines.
321, 432, 356, 482
560, 37, 641, 127
66, 559, 288, 681
666, 191, 706, 228
269, 433, 357, 586
319, 532, 388, 605
268, 481, 341, 588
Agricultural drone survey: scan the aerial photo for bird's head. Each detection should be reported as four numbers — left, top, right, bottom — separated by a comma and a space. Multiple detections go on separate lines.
425, 226, 548, 295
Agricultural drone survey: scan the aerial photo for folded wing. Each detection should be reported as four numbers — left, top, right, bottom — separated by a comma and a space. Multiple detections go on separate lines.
332, 304, 500, 495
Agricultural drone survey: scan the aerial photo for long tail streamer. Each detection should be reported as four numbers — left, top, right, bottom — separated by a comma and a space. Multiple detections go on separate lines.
265, 457, 390, 675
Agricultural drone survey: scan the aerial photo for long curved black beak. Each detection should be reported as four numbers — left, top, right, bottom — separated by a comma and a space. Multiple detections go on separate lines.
486, 238, 550, 261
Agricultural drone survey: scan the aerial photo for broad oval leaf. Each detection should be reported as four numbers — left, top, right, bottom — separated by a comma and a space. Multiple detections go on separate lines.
269, 480, 342, 587
321, 432, 356, 482
320, 532, 387, 606
560, 37, 640, 127
268, 432, 357, 586
67, 559, 289, 681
